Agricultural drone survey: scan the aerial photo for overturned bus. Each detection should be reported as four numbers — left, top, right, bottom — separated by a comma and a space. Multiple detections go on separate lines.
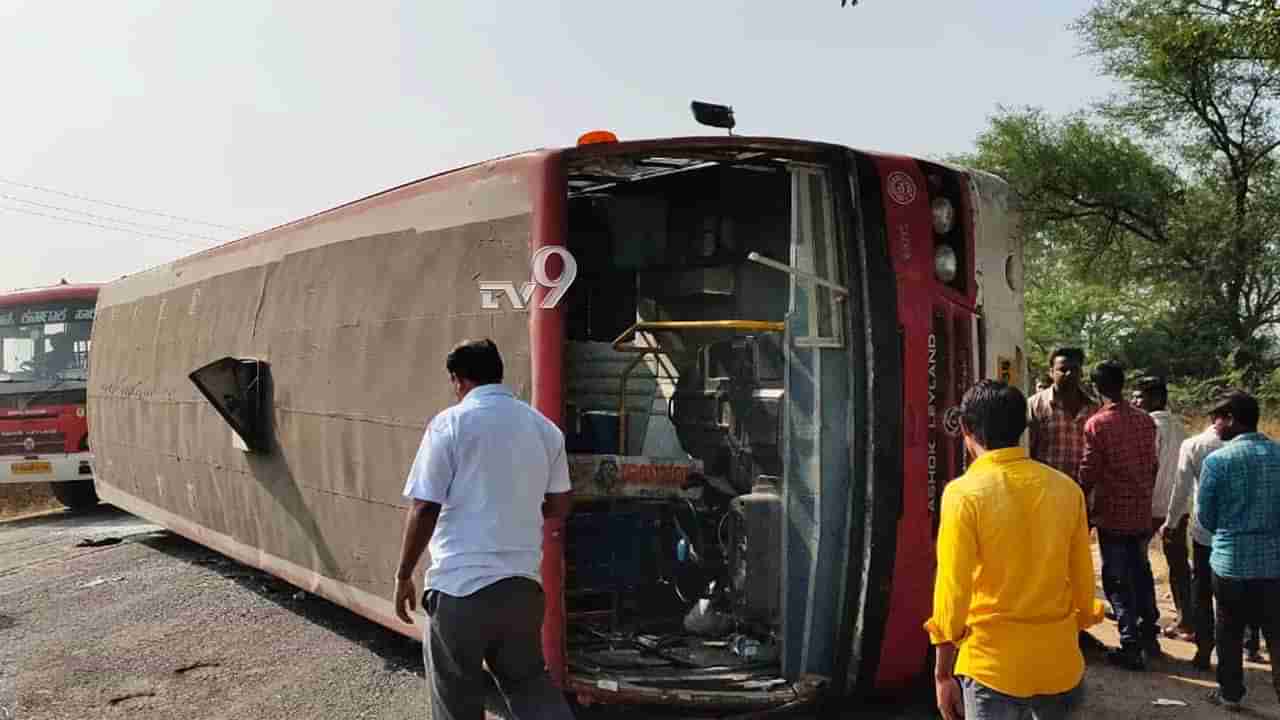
87, 133, 1024, 712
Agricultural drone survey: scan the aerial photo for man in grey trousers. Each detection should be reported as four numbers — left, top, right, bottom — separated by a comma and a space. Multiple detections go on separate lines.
394, 339, 575, 720
1164, 406, 1225, 668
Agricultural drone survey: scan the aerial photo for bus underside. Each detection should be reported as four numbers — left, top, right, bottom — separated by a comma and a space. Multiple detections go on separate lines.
556, 148, 864, 709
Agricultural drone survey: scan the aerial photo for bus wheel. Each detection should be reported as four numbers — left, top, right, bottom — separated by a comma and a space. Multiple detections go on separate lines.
51, 481, 99, 511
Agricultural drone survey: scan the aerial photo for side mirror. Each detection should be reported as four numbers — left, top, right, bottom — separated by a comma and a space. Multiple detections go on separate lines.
188, 357, 273, 453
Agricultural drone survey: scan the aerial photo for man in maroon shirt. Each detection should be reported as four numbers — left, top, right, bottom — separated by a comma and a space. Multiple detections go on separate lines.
1079, 360, 1160, 670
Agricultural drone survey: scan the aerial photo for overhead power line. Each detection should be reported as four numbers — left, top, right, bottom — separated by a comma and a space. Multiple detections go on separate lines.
0, 203, 213, 248
0, 177, 251, 232
0, 193, 226, 244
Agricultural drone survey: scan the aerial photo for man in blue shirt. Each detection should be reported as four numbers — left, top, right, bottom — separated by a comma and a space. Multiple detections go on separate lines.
1197, 390, 1280, 711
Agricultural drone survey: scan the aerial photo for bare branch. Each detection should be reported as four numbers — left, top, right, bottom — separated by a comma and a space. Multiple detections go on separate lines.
1039, 185, 1170, 246
1167, 81, 1242, 169
1241, 81, 1264, 141
1249, 139, 1280, 169
1183, 1, 1252, 21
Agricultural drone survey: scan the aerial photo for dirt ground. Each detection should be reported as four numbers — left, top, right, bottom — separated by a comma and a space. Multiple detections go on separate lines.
1079, 540, 1279, 720
1, 494, 1276, 719
0, 483, 60, 520
1, 504, 431, 720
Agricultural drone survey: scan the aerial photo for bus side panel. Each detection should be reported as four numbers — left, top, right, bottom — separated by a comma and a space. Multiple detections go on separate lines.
866, 156, 939, 689
89, 157, 539, 640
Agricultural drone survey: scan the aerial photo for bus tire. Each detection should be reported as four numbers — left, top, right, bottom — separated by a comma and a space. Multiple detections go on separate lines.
51, 481, 99, 511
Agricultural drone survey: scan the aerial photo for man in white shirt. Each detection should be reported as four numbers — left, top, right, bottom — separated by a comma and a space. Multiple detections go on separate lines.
1133, 377, 1189, 644
393, 339, 575, 720
1162, 405, 1225, 669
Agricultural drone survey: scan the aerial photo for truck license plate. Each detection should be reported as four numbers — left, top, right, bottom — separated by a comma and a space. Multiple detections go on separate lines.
12, 461, 52, 475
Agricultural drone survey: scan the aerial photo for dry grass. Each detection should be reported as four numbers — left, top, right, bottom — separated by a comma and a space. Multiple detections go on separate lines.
1181, 415, 1280, 437
0, 482, 60, 519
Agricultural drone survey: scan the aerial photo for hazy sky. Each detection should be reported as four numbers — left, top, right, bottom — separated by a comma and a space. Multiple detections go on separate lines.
2, 1, 1115, 293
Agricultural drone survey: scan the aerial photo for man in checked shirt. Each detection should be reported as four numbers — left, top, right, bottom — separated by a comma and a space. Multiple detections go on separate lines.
1028, 348, 1100, 485
1028, 347, 1102, 653
1079, 360, 1160, 670
1197, 390, 1280, 711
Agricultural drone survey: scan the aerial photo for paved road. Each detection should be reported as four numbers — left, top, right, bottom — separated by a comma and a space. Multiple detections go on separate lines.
1, 504, 928, 720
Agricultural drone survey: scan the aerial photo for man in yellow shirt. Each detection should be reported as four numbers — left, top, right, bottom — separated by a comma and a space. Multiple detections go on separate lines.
926, 380, 1106, 720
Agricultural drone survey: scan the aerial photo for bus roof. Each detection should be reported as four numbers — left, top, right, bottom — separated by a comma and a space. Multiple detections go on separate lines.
171, 135, 847, 262
0, 282, 101, 307
110, 134, 943, 285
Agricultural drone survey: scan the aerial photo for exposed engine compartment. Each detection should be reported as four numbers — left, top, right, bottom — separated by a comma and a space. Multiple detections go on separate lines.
561, 155, 797, 681
672, 333, 784, 495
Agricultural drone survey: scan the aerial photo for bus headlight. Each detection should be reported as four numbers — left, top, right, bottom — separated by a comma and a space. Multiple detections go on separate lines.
931, 197, 955, 235
934, 245, 958, 283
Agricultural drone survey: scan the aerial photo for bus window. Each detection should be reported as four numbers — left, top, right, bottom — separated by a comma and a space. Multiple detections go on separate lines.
2, 336, 34, 377
790, 166, 845, 348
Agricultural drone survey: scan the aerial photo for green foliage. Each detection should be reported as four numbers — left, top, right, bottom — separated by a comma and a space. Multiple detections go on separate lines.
1168, 350, 1280, 417
1154, 1, 1280, 68
967, 0, 1280, 395
973, 110, 1182, 281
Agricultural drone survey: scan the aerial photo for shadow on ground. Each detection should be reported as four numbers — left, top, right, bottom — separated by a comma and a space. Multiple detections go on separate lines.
135, 529, 424, 676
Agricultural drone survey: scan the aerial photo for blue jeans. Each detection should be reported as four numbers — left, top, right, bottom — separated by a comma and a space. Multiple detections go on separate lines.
1098, 530, 1159, 651
960, 677, 1085, 720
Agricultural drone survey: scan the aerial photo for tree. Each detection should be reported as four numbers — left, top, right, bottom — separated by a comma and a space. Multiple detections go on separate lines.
1083, 0, 1280, 347
1160, 1, 1280, 65
968, 0, 1280, 378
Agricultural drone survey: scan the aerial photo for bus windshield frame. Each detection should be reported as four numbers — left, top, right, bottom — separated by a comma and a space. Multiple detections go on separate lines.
0, 302, 95, 383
